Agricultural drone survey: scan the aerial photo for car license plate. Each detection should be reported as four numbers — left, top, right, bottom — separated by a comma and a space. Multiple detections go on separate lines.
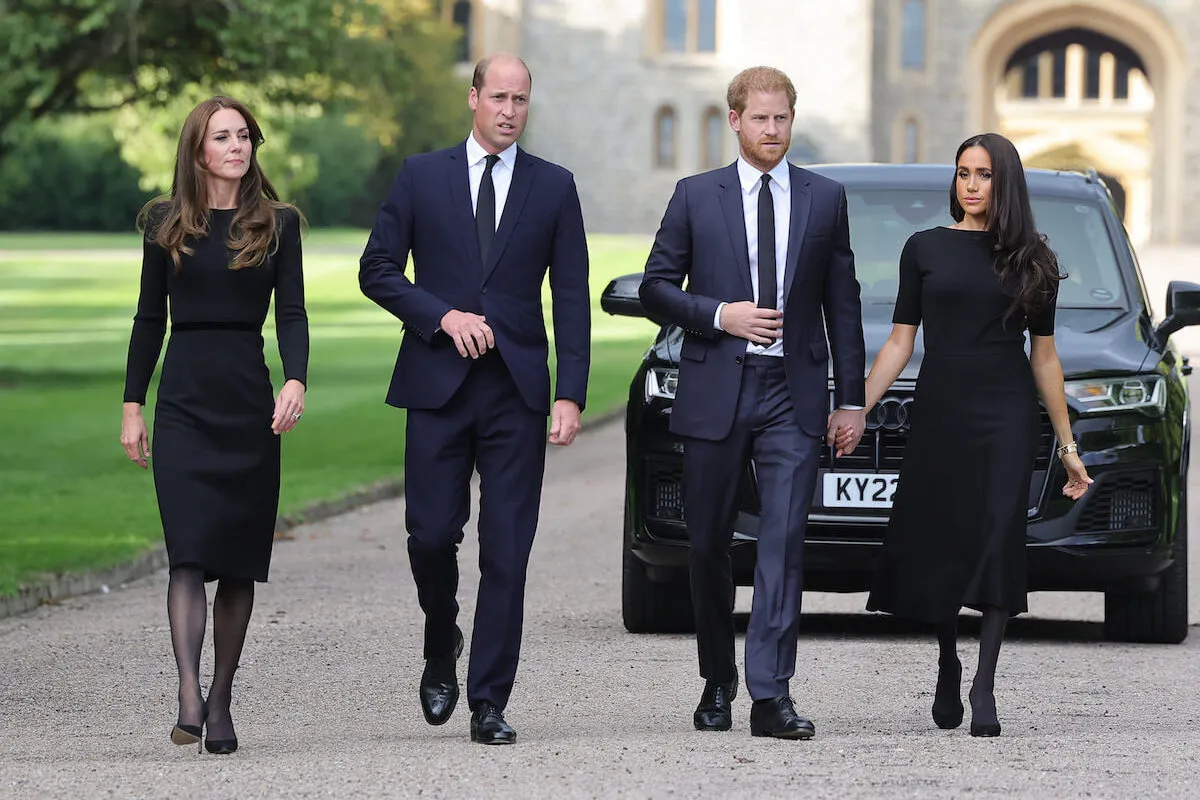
822, 473, 899, 509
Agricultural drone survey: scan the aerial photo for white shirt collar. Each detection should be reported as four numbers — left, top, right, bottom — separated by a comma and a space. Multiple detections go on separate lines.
467, 132, 518, 171
737, 156, 790, 194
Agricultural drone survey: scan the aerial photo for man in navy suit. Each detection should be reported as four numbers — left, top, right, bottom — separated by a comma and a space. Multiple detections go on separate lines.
640, 66, 866, 739
359, 53, 590, 745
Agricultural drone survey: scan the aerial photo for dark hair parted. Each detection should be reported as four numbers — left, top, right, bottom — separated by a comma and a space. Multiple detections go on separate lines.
138, 96, 299, 272
471, 53, 533, 92
950, 132, 1065, 324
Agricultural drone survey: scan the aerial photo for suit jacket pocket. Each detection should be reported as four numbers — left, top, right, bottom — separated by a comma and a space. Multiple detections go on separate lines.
809, 339, 829, 361
679, 337, 707, 362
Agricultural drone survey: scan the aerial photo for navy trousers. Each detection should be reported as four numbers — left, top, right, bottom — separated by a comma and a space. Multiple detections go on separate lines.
404, 352, 546, 712
682, 355, 820, 700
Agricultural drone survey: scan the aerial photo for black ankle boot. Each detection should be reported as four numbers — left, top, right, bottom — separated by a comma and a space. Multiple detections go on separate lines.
932, 657, 964, 729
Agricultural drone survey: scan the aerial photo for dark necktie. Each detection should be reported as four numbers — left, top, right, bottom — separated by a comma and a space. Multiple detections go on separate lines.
476, 154, 500, 262
757, 174, 777, 310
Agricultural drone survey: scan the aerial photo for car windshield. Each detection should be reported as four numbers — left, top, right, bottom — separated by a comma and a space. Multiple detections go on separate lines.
846, 189, 1127, 309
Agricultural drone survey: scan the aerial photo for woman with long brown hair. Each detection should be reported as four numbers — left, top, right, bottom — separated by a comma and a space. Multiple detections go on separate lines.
849, 133, 1091, 737
120, 96, 308, 754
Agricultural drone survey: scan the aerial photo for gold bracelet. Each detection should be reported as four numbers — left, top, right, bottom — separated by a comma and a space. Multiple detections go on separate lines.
1056, 442, 1078, 458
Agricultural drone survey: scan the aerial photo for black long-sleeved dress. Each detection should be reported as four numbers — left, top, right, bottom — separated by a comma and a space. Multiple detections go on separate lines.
866, 226, 1056, 621
124, 206, 308, 581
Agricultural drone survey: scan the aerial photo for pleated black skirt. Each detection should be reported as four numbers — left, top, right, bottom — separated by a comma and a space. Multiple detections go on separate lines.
152, 329, 279, 582
867, 349, 1039, 622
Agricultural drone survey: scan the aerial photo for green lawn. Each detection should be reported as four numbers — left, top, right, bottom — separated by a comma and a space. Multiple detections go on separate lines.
0, 230, 657, 596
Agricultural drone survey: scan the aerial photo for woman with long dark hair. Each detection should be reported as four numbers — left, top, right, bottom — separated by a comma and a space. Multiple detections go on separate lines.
852, 133, 1091, 737
119, 96, 308, 754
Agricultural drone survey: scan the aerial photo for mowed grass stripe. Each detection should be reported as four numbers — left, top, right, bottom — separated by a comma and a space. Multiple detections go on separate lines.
0, 230, 657, 596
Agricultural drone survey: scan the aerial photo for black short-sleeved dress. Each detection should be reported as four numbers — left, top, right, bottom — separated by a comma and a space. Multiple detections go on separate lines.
866, 227, 1056, 622
123, 207, 308, 582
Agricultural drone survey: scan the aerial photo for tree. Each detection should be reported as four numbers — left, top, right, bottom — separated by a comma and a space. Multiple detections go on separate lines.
0, 0, 466, 170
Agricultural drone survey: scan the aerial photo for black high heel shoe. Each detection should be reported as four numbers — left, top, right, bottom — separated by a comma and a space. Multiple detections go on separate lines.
204, 735, 238, 755
170, 704, 208, 753
202, 700, 238, 755
968, 687, 1002, 738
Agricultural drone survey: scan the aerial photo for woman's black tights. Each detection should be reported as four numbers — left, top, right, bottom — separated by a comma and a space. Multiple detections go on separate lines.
932, 616, 963, 728
932, 607, 1008, 735
167, 566, 255, 740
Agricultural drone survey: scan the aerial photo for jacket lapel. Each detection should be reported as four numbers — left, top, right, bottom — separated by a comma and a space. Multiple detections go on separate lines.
717, 164, 754, 300
481, 148, 534, 285
447, 141, 483, 271
783, 165, 812, 303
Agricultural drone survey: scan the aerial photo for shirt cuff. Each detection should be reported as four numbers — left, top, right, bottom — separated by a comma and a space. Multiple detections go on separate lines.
838, 405, 865, 410
713, 302, 726, 332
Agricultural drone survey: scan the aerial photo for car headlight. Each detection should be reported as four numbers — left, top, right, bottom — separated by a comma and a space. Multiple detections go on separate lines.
1064, 375, 1166, 416
645, 367, 678, 401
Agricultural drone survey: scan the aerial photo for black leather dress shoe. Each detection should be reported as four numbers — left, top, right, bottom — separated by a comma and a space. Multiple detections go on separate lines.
470, 701, 516, 745
419, 627, 464, 726
749, 697, 816, 740
694, 680, 738, 731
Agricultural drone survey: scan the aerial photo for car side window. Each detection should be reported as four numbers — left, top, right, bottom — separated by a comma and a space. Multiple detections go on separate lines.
1031, 198, 1125, 309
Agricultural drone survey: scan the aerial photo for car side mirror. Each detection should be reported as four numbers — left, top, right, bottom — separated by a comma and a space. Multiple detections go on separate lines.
1155, 280, 1200, 343
601, 272, 647, 318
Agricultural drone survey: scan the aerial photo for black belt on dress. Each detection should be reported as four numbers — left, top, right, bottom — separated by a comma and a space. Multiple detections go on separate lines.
171, 321, 261, 333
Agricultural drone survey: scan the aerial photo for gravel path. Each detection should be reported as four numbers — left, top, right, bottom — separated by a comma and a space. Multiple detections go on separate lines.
2, 248, 1197, 799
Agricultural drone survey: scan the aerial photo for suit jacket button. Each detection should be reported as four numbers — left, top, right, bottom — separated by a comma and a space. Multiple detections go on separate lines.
735, 355, 743, 364
481, 287, 489, 294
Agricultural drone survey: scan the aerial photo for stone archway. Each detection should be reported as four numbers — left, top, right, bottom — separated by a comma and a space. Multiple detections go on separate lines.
967, 0, 1186, 243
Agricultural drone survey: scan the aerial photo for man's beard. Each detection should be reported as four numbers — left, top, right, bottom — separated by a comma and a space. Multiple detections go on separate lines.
740, 133, 789, 167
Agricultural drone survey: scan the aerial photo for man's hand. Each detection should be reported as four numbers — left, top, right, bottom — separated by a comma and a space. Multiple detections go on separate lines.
439, 310, 495, 358
719, 301, 783, 345
548, 399, 582, 447
826, 408, 867, 458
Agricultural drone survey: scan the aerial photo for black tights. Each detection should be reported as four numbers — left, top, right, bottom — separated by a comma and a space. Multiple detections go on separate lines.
166, 566, 255, 740
933, 607, 1008, 728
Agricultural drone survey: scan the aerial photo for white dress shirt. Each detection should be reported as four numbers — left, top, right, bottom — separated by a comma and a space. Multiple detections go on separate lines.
714, 157, 791, 357
714, 157, 863, 410
466, 132, 518, 229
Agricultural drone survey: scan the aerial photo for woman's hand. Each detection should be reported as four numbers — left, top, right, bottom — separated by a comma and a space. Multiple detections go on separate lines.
121, 402, 151, 468
272, 379, 306, 434
1061, 451, 1093, 500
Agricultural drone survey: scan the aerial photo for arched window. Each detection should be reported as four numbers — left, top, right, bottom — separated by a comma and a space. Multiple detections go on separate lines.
654, 106, 677, 169
900, 0, 926, 70
701, 106, 725, 169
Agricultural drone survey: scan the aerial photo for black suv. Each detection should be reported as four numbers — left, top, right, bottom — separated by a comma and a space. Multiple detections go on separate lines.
603, 164, 1198, 644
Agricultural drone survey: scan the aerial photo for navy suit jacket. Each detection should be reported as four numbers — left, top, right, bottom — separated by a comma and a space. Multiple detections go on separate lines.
360, 141, 590, 415
639, 162, 865, 440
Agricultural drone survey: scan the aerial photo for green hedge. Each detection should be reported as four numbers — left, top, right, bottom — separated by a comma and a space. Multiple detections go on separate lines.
0, 116, 151, 231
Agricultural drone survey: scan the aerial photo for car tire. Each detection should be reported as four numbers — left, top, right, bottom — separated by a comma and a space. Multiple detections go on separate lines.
1103, 490, 1188, 644
622, 543, 695, 634
620, 471, 696, 634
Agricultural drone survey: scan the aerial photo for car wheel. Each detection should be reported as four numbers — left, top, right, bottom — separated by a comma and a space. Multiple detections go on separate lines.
621, 476, 695, 634
1103, 490, 1188, 644
621, 544, 695, 634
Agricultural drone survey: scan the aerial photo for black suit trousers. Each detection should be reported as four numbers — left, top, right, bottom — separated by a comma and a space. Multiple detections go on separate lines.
683, 356, 820, 700
404, 351, 546, 712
